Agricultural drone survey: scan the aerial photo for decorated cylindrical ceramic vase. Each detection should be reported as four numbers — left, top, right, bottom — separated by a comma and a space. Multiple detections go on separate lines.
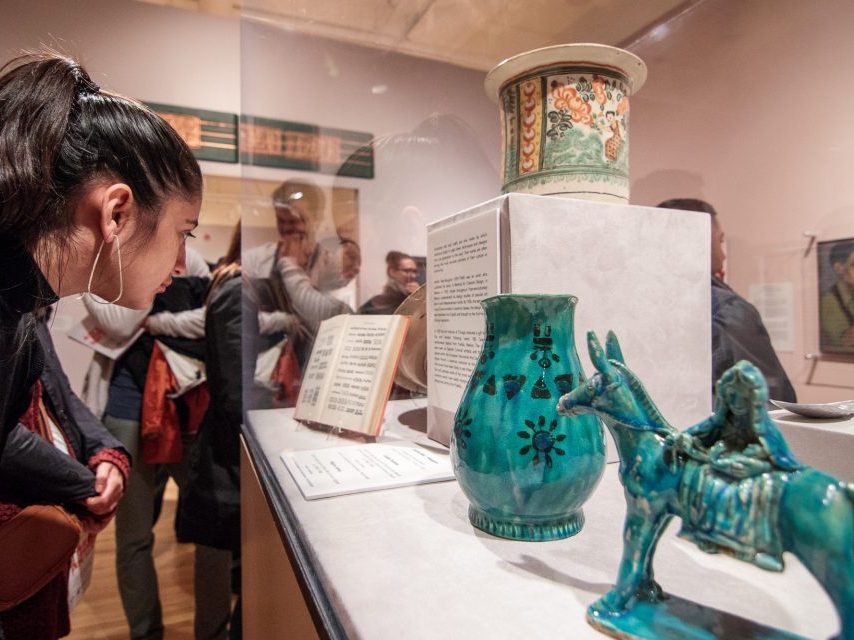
451, 294, 605, 541
485, 43, 647, 203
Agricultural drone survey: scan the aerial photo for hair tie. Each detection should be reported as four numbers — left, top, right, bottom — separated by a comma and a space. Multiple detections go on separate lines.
76, 77, 100, 97
69, 62, 100, 97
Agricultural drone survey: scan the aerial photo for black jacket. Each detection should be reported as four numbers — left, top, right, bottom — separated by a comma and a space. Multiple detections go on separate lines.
712, 278, 797, 402
358, 282, 408, 316
117, 275, 210, 393
178, 274, 242, 551
0, 321, 129, 506
0, 237, 57, 458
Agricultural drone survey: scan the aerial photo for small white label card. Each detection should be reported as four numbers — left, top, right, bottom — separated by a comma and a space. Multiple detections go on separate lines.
281, 443, 454, 500
748, 281, 795, 352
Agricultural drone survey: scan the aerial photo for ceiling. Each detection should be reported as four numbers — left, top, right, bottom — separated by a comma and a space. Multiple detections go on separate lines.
136, 0, 691, 70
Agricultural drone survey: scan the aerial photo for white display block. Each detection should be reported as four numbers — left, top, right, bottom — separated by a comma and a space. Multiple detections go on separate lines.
426, 193, 712, 448
771, 410, 854, 483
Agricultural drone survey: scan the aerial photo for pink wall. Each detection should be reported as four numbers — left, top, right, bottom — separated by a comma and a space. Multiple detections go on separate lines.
628, 0, 854, 401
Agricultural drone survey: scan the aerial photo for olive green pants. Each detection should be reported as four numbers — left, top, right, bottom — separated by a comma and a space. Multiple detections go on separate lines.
104, 415, 232, 640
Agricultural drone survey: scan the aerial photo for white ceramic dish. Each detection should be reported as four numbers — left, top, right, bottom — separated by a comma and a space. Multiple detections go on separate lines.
770, 399, 854, 419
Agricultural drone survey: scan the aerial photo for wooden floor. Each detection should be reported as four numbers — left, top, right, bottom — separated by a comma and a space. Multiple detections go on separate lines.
67, 482, 196, 640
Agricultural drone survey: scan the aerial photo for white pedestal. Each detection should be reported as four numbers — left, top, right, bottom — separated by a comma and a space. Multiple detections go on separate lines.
426, 193, 711, 449
772, 409, 854, 482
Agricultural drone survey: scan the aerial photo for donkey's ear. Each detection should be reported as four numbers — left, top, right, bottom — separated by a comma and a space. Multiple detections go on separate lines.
605, 331, 625, 365
588, 331, 611, 374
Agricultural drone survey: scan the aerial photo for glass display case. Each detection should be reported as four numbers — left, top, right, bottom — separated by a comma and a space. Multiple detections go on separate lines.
2, 1, 853, 637
233, 3, 854, 638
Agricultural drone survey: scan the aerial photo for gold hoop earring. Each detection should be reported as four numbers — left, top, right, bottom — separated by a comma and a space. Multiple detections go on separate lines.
86, 235, 123, 305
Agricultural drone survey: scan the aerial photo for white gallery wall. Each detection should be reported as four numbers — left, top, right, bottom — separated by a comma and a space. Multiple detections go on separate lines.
0, 0, 241, 121
628, 0, 854, 403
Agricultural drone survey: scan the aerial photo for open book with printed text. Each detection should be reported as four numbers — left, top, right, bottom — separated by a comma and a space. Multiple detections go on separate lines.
294, 314, 411, 437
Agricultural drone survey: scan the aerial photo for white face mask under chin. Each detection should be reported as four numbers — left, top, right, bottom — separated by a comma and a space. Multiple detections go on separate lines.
81, 236, 123, 305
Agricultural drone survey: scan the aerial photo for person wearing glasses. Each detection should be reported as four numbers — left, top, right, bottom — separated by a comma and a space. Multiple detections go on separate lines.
359, 251, 420, 315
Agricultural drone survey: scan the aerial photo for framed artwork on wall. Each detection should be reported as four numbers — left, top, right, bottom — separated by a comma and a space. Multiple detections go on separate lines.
817, 237, 854, 355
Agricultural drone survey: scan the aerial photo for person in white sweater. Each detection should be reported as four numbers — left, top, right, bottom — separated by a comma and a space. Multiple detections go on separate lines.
81, 247, 211, 415
243, 181, 359, 352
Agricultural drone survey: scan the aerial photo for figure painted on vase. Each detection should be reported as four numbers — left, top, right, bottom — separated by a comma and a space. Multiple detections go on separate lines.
604, 111, 623, 161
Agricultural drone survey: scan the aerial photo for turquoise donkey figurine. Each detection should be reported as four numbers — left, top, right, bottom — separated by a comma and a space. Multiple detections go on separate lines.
557, 331, 854, 640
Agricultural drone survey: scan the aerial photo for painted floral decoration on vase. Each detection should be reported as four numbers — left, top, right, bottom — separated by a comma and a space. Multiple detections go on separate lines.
451, 294, 605, 542
546, 75, 630, 164
485, 43, 646, 203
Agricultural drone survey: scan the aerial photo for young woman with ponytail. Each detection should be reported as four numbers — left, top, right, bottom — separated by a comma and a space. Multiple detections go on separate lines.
0, 52, 203, 638
0, 51, 202, 456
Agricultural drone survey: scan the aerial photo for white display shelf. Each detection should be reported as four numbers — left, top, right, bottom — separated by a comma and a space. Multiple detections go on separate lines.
242, 398, 839, 639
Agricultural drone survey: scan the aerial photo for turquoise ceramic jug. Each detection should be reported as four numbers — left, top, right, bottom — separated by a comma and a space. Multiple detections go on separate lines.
451, 294, 605, 541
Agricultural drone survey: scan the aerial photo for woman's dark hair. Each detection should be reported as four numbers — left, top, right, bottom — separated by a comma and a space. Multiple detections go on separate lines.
0, 52, 202, 254
220, 220, 242, 267
385, 250, 410, 269
207, 221, 241, 305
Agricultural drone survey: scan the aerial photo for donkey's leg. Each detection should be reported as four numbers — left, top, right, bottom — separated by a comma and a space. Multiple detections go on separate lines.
590, 500, 667, 616
636, 513, 672, 602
